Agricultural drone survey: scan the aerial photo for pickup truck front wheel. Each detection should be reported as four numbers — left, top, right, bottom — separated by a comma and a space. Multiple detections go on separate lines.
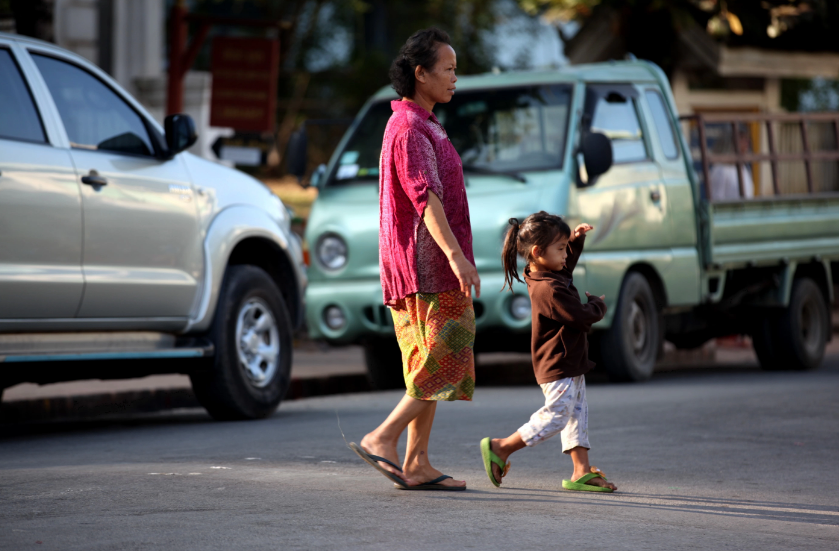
598, 272, 660, 382
362, 338, 405, 390
752, 277, 828, 371
191, 265, 293, 420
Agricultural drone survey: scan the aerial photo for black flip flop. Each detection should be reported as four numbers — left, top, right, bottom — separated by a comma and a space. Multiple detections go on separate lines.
395, 475, 466, 491
348, 442, 408, 488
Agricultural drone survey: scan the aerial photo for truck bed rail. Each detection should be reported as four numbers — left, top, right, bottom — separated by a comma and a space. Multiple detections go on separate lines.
680, 112, 839, 201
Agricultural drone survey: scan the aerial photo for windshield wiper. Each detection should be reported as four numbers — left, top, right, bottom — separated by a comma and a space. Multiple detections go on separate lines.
462, 164, 527, 183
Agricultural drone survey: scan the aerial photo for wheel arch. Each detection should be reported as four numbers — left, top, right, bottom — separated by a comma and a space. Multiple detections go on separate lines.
624, 262, 668, 311
227, 237, 303, 330
184, 205, 306, 334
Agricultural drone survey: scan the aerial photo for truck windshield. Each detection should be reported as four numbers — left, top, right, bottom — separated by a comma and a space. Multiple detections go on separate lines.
328, 84, 573, 186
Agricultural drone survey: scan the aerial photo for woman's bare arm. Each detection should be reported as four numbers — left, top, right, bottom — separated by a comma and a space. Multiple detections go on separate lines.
423, 191, 481, 298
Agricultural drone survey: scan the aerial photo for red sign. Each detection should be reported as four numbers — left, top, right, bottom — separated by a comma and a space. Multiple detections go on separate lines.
210, 37, 279, 132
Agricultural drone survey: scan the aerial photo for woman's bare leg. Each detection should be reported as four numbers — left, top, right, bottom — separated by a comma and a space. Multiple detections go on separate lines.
359, 394, 433, 485
402, 402, 465, 487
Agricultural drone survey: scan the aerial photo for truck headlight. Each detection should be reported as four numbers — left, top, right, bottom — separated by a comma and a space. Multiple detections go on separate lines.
315, 234, 348, 271
510, 295, 531, 320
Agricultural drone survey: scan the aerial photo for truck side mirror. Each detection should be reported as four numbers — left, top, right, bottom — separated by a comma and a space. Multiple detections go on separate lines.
286, 127, 308, 182
577, 131, 613, 187
164, 114, 197, 156
310, 164, 327, 188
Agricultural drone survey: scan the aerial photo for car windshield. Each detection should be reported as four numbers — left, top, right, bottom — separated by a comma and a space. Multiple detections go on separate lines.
327, 84, 573, 186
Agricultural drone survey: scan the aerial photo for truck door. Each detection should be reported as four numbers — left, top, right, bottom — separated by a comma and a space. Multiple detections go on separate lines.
30, 52, 202, 319
639, 88, 698, 250
0, 45, 83, 319
576, 84, 669, 251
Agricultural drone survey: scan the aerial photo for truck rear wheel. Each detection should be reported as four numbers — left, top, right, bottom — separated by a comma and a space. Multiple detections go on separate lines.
362, 338, 405, 390
191, 265, 293, 420
752, 277, 828, 371
598, 272, 660, 382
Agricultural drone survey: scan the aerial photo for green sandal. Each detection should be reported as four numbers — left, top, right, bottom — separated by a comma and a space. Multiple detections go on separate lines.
480, 437, 510, 487
562, 467, 614, 493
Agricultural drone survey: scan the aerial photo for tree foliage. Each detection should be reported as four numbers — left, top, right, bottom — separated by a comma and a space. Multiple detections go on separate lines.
515, 1, 839, 76
518, 1, 839, 49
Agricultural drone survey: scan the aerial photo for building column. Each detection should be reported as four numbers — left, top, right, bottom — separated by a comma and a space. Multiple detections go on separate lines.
110, 0, 163, 96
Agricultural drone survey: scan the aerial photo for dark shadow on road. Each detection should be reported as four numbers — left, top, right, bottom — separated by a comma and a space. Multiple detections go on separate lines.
425, 487, 839, 525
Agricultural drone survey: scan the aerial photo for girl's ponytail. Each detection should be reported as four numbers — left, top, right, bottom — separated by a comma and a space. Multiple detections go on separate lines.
501, 218, 521, 292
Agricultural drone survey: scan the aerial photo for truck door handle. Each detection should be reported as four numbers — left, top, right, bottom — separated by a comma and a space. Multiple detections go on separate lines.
650, 189, 661, 202
81, 172, 107, 187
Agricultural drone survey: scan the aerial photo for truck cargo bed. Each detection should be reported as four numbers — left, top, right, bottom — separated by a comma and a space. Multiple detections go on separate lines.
710, 193, 839, 268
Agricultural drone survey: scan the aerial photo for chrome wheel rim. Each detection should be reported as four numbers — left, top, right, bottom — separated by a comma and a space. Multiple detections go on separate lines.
235, 298, 280, 389
628, 299, 648, 357
799, 297, 822, 358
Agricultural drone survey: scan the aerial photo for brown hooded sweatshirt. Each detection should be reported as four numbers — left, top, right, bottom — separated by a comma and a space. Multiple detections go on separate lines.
524, 234, 607, 384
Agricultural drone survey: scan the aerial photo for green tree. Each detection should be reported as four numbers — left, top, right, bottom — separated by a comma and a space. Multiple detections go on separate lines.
516, 1, 839, 75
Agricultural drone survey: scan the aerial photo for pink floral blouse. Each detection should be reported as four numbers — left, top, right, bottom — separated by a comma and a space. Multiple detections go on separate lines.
379, 100, 474, 306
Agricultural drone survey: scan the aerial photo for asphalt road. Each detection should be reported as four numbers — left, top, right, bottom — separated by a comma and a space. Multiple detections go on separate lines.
1, 352, 838, 550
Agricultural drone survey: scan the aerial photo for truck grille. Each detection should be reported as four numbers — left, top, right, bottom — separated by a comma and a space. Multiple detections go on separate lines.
363, 305, 394, 328
364, 301, 484, 327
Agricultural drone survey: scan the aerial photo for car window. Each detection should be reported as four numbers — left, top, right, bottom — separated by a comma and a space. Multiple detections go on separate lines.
32, 54, 154, 156
437, 85, 572, 173
590, 96, 647, 163
328, 85, 573, 186
645, 89, 679, 160
0, 49, 46, 143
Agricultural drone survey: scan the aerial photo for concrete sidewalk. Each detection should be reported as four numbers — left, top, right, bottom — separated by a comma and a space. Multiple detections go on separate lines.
3, 341, 367, 401
3, 335, 837, 423
1, 341, 371, 422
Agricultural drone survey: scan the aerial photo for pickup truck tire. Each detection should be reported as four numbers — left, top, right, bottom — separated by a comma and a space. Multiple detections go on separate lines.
362, 338, 405, 390
190, 265, 293, 420
598, 272, 660, 382
753, 277, 828, 371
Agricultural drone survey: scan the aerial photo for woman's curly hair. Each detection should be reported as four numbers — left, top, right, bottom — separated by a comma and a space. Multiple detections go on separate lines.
389, 28, 452, 99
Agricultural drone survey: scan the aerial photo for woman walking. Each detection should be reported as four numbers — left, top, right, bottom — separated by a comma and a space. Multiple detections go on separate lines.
349, 28, 479, 491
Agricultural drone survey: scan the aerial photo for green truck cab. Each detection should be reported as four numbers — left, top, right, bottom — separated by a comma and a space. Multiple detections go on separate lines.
302, 60, 839, 386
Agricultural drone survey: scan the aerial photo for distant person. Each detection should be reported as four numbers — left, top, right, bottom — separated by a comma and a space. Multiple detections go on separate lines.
709, 129, 754, 200
348, 28, 479, 491
479, 212, 617, 492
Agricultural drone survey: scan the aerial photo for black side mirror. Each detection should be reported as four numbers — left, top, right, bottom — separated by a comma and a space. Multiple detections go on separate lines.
286, 126, 308, 181
577, 131, 613, 187
164, 114, 197, 156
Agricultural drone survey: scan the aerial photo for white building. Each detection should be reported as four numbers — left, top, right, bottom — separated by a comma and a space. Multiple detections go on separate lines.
49, 0, 227, 159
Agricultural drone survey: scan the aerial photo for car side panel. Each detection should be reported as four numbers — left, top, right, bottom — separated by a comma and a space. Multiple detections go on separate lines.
0, 40, 84, 319
0, 140, 84, 318
71, 150, 202, 318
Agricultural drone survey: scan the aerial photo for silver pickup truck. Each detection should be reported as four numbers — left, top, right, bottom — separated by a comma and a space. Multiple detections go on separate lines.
0, 34, 306, 420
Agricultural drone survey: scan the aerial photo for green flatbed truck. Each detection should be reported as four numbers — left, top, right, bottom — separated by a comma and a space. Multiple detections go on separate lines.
298, 60, 839, 385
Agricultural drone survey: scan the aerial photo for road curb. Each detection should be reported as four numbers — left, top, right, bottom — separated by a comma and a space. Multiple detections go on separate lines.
1, 374, 372, 423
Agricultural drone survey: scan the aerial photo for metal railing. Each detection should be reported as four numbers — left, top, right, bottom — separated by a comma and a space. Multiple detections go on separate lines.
679, 112, 839, 201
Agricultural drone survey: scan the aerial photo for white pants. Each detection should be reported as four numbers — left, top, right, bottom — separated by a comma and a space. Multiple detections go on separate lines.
517, 375, 590, 453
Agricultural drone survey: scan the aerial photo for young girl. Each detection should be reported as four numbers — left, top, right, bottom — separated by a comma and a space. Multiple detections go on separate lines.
480, 211, 617, 492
